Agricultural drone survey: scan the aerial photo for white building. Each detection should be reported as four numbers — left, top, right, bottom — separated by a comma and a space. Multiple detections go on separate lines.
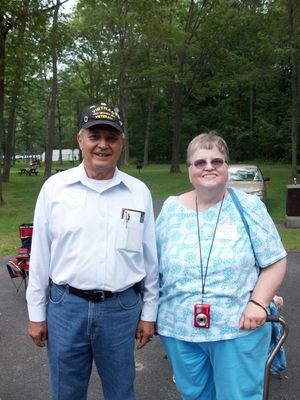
41, 149, 80, 162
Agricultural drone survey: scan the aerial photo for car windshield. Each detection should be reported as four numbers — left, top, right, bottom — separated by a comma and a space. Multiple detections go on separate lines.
228, 167, 263, 181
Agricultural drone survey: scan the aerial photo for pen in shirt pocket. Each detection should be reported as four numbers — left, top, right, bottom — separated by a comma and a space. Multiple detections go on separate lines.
124, 210, 130, 228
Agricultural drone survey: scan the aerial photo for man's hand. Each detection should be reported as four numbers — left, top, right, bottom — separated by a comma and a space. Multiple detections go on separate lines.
28, 321, 48, 347
135, 320, 155, 350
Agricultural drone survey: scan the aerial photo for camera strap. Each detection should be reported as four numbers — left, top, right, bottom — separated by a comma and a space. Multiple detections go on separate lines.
195, 195, 224, 303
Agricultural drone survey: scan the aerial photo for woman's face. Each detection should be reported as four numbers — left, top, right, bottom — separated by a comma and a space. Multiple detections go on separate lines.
188, 145, 228, 193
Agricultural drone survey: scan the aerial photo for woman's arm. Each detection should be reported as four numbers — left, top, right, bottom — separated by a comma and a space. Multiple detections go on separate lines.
239, 257, 287, 330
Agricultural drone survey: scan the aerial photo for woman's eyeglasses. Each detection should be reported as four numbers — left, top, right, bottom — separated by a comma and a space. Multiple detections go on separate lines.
190, 158, 226, 169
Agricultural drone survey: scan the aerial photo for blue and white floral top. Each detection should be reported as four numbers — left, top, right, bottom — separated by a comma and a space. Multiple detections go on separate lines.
156, 189, 286, 342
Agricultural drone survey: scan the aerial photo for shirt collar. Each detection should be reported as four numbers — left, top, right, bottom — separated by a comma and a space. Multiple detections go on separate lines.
64, 163, 132, 192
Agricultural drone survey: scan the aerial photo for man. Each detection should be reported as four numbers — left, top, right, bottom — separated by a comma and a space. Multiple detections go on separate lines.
26, 102, 159, 400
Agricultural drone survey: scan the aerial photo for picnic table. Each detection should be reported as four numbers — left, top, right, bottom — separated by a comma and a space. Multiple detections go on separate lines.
18, 167, 39, 176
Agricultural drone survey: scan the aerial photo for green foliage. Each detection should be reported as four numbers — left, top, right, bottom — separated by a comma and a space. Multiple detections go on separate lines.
1, 0, 300, 170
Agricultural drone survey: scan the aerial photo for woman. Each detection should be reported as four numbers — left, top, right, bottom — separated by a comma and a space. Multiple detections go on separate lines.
156, 132, 286, 400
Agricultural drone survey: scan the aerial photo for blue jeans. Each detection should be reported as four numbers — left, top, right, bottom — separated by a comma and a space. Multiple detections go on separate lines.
47, 283, 141, 400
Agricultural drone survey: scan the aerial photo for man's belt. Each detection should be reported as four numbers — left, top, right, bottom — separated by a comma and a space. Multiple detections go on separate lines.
68, 285, 116, 301
64, 281, 143, 302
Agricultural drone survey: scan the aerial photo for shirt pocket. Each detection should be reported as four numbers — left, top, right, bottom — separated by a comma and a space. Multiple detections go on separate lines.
116, 219, 144, 252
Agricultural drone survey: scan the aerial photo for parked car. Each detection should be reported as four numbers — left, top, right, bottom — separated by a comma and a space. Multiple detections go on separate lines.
227, 164, 270, 202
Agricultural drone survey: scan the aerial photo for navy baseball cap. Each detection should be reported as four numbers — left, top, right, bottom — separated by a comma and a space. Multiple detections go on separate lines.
80, 102, 123, 133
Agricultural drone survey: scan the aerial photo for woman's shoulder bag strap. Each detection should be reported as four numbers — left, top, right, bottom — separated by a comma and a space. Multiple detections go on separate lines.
227, 187, 259, 267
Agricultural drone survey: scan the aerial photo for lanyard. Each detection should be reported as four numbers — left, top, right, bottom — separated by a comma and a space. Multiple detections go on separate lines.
195, 195, 224, 303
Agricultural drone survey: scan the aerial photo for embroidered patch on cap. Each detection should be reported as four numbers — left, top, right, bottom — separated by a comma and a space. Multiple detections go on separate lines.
80, 102, 123, 133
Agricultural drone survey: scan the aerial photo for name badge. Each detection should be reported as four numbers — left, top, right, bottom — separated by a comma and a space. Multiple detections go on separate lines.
215, 224, 237, 239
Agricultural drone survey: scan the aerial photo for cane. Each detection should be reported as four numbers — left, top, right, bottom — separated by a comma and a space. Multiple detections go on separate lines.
263, 315, 288, 400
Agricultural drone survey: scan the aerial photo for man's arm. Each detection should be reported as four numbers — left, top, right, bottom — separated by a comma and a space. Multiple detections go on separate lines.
135, 189, 159, 349
26, 187, 51, 329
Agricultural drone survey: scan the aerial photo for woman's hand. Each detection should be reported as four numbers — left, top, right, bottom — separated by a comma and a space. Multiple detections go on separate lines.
239, 301, 267, 330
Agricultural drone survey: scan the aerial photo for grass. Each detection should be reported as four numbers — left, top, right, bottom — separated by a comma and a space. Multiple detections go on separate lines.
0, 165, 44, 255
0, 161, 299, 256
261, 164, 294, 222
258, 163, 300, 252
124, 164, 192, 200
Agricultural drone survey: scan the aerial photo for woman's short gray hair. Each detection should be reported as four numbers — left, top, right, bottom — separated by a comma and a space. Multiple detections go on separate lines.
187, 131, 229, 164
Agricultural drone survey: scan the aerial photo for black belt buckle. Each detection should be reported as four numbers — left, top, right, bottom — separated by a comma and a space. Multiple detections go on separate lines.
84, 290, 105, 302
68, 286, 108, 302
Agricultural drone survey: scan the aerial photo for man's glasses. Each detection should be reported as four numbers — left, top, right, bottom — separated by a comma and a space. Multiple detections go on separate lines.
190, 158, 226, 169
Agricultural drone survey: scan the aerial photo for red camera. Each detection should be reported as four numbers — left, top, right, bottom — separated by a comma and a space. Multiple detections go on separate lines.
194, 304, 210, 328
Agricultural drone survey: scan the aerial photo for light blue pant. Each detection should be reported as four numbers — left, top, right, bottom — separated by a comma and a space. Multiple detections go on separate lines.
161, 323, 271, 400
47, 283, 141, 400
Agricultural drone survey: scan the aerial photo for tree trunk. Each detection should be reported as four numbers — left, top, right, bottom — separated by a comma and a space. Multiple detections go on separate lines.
170, 83, 183, 173
0, 31, 4, 205
249, 83, 256, 131
118, 0, 129, 166
288, 0, 299, 178
0, 13, 12, 205
57, 98, 63, 166
44, 0, 59, 180
143, 92, 153, 167
119, 89, 129, 165
2, 2, 29, 182
169, 0, 200, 174
2, 90, 16, 182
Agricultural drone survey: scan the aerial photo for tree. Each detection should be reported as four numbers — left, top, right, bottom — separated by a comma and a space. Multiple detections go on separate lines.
0, 7, 13, 205
72, 0, 143, 165
42, 0, 70, 179
288, 0, 300, 178
161, 0, 207, 173
2, 0, 31, 182
44, 0, 60, 180
0, 0, 299, 187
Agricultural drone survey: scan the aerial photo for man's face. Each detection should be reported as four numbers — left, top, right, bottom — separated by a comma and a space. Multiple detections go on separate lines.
77, 125, 124, 179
